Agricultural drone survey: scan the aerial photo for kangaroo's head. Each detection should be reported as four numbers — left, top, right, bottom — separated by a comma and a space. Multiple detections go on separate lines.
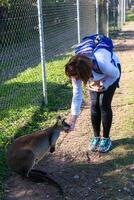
49, 116, 70, 153
56, 115, 70, 133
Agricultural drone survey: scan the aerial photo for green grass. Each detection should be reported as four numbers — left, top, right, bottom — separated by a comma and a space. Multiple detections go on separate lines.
0, 54, 73, 199
126, 10, 134, 21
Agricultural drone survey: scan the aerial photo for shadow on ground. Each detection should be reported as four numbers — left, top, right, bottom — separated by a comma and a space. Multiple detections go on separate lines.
4, 137, 134, 200
114, 30, 134, 52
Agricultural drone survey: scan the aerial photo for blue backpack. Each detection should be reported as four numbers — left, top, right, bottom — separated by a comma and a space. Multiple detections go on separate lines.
75, 34, 114, 74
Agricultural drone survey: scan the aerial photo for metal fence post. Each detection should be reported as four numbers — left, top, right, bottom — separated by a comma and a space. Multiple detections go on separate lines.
37, 0, 47, 104
96, 0, 99, 34
123, 0, 126, 24
77, 0, 80, 43
118, 0, 120, 29
106, 0, 109, 37
113, 0, 116, 31
121, 0, 123, 28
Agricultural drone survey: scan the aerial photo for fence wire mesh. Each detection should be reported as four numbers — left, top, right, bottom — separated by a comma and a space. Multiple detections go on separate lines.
0, 0, 128, 136
1, 0, 40, 83
109, 0, 119, 34
0, 0, 42, 137
42, 1, 78, 59
79, 0, 96, 39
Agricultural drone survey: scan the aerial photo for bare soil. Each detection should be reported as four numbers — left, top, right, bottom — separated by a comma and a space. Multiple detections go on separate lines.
4, 21, 134, 200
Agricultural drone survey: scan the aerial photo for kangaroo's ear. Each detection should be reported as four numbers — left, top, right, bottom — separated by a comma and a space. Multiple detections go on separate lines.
56, 115, 61, 121
56, 115, 62, 126
61, 118, 65, 124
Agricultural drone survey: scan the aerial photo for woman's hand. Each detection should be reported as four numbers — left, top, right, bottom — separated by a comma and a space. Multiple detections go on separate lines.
89, 85, 105, 92
89, 81, 105, 92
67, 115, 78, 131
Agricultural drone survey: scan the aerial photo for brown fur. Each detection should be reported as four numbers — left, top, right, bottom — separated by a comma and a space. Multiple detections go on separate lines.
7, 116, 70, 177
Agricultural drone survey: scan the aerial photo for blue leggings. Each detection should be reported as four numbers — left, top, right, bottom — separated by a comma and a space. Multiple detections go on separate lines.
90, 81, 118, 138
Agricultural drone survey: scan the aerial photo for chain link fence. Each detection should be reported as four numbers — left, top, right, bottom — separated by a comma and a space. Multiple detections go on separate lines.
0, 0, 129, 134
0, 0, 40, 83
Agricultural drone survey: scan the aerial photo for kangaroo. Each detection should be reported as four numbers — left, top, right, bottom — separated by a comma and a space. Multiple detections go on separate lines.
7, 116, 70, 195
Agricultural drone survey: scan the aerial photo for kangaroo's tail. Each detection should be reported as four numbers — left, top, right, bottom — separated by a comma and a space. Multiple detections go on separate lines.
28, 169, 63, 195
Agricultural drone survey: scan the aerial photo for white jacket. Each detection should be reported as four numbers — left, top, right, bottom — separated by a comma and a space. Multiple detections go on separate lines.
71, 49, 120, 116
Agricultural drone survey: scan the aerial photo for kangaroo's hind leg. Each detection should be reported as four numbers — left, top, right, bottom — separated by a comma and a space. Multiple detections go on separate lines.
8, 149, 35, 177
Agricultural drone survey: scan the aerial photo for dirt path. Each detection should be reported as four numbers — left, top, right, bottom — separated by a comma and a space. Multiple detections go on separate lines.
4, 21, 134, 200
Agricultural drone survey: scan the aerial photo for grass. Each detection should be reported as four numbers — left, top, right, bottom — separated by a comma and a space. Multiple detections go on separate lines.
126, 10, 134, 21
0, 54, 73, 199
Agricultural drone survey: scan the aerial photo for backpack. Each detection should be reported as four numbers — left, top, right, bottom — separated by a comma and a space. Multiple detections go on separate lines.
74, 34, 115, 74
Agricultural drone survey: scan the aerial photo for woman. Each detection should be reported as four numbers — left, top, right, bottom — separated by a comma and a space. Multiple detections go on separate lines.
65, 47, 121, 153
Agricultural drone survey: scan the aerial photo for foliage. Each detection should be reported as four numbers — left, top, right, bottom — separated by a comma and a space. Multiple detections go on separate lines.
0, 0, 10, 7
126, 12, 134, 21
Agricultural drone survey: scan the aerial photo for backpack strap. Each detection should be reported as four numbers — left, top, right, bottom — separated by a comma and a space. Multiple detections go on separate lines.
75, 34, 115, 75
92, 58, 103, 74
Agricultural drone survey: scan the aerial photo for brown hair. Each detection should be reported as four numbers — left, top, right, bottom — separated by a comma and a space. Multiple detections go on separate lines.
65, 55, 93, 85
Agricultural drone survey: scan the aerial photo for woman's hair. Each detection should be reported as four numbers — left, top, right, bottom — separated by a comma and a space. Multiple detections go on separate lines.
65, 54, 93, 85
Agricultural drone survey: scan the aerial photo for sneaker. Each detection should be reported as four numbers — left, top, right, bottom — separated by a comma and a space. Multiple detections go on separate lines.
98, 137, 112, 153
89, 137, 100, 152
